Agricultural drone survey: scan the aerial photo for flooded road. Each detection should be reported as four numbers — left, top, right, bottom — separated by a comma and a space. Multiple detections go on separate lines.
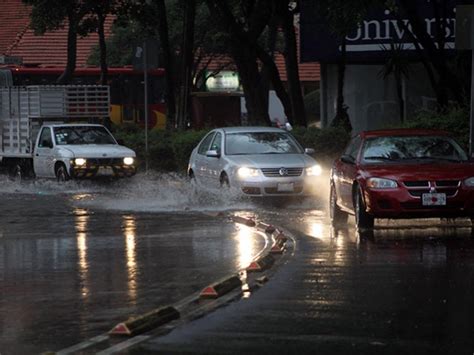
0, 174, 268, 354
2, 173, 474, 354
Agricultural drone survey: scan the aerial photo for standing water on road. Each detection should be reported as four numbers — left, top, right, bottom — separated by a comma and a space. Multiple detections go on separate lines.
0, 172, 275, 354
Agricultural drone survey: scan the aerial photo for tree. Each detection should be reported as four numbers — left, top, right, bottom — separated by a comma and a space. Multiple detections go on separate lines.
80, 1, 118, 85
205, 0, 273, 126
274, 0, 306, 127
315, 0, 380, 132
395, 0, 464, 109
23, 0, 91, 84
379, 42, 410, 123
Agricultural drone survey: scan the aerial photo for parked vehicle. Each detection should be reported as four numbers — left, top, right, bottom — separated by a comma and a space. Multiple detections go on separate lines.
188, 126, 323, 196
0, 85, 136, 180
329, 129, 474, 229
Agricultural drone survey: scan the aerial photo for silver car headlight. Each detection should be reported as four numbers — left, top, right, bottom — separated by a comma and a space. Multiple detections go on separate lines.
464, 177, 474, 187
237, 167, 260, 178
306, 164, 322, 176
74, 158, 87, 166
123, 157, 134, 165
367, 177, 398, 189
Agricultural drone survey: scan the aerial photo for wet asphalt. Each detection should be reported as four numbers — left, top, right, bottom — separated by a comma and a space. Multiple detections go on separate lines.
1, 174, 474, 354
133, 214, 474, 355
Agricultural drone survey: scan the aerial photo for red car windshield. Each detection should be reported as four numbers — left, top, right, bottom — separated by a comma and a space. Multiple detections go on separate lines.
361, 135, 468, 163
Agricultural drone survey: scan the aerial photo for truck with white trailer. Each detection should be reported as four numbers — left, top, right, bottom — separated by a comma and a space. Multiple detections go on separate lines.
0, 85, 136, 180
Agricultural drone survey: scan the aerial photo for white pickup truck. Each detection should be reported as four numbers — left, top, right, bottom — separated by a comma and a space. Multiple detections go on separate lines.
0, 85, 137, 180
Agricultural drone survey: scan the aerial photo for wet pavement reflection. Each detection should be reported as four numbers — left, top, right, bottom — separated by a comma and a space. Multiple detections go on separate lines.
0, 176, 267, 354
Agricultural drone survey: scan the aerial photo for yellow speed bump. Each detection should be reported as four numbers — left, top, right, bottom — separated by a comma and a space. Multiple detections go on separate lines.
109, 306, 180, 336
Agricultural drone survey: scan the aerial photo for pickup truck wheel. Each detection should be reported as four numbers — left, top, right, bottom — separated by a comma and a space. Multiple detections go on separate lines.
56, 164, 70, 182
10, 164, 24, 182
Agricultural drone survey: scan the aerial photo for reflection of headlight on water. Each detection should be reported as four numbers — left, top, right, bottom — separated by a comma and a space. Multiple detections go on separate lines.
238, 167, 259, 178
306, 164, 322, 176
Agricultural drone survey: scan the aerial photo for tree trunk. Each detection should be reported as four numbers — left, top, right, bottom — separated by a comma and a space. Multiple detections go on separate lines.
97, 12, 108, 85
255, 45, 293, 125
332, 36, 351, 132
57, 11, 77, 84
177, 0, 195, 130
234, 46, 271, 126
281, 4, 307, 127
156, 0, 177, 129
398, 0, 462, 107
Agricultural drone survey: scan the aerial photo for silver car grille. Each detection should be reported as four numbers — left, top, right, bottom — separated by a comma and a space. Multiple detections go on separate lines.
261, 167, 303, 177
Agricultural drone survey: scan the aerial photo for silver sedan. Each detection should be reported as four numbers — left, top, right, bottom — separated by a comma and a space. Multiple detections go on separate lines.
187, 127, 323, 196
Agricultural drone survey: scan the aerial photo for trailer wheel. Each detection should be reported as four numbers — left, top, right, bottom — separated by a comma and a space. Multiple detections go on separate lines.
10, 164, 24, 182
56, 164, 70, 182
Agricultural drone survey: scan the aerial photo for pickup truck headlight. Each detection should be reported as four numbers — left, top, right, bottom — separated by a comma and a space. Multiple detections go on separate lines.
306, 164, 322, 176
367, 177, 398, 189
74, 158, 87, 166
123, 157, 134, 165
237, 167, 259, 178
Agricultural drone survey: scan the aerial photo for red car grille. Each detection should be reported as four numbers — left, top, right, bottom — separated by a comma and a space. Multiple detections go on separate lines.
403, 180, 461, 198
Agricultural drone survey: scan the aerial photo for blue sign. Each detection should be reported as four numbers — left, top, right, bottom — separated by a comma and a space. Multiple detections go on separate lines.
300, 0, 458, 63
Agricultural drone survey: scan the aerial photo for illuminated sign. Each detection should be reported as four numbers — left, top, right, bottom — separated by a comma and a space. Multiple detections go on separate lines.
205, 71, 240, 92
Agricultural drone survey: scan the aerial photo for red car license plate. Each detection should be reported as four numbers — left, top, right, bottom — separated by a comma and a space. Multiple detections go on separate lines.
422, 193, 446, 206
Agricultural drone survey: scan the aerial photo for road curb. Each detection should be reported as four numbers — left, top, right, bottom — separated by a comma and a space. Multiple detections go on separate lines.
231, 215, 256, 227
200, 274, 243, 299
246, 253, 275, 272
109, 306, 180, 336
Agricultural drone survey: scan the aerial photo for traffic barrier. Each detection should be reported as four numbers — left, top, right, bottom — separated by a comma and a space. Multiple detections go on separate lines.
200, 274, 242, 299
270, 238, 286, 254
231, 215, 256, 227
273, 230, 288, 243
109, 306, 180, 336
247, 254, 275, 272
256, 222, 276, 234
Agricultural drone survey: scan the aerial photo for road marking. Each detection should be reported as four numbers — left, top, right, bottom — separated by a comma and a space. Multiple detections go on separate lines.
96, 335, 150, 355
56, 335, 108, 354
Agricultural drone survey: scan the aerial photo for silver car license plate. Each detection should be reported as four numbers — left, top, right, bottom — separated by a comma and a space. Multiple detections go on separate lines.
422, 193, 446, 206
277, 183, 294, 192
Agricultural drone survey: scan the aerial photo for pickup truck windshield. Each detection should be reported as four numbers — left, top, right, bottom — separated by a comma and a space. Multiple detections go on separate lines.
54, 126, 116, 145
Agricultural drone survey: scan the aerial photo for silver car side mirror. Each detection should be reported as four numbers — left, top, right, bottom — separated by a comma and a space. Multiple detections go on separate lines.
206, 150, 220, 158
305, 148, 315, 155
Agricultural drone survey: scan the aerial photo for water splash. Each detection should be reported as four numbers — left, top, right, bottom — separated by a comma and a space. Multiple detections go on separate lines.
0, 172, 326, 213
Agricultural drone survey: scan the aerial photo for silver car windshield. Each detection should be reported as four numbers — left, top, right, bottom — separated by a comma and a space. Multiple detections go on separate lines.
361, 136, 468, 163
54, 126, 116, 145
225, 132, 303, 155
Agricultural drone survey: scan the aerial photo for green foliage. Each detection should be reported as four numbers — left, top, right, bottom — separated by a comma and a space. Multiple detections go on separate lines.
291, 126, 350, 163
401, 107, 469, 150
88, 23, 143, 66
111, 125, 208, 172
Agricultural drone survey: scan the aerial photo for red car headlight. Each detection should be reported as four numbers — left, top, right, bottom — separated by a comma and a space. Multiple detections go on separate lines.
367, 177, 398, 189
464, 177, 474, 187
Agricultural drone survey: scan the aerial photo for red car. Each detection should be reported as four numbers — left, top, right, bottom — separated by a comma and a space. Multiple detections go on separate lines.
330, 129, 474, 229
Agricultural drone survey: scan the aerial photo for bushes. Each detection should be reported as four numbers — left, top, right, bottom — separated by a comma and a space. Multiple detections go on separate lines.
292, 126, 350, 164
402, 107, 469, 149
111, 125, 208, 172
